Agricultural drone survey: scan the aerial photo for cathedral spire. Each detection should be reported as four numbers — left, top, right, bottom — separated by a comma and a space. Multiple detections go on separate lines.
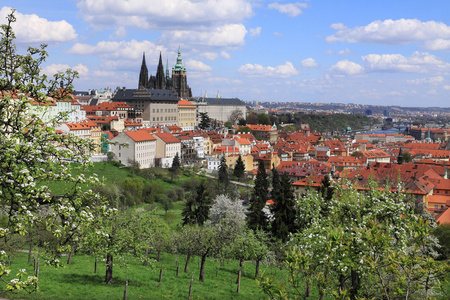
166, 57, 170, 82
138, 52, 148, 89
155, 52, 166, 89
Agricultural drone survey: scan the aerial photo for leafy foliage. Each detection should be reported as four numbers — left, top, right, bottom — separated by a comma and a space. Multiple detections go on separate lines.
0, 10, 105, 294
259, 179, 450, 299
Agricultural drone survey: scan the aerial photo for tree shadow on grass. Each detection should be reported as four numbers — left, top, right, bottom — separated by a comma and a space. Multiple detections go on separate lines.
59, 274, 145, 287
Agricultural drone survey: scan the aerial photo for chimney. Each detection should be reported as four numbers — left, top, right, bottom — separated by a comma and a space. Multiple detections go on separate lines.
445, 166, 448, 179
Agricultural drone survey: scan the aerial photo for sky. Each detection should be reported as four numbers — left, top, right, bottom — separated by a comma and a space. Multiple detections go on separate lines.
3, 0, 450, 107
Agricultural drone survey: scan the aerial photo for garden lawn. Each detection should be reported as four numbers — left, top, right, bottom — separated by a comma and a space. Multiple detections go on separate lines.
3, 252, 282, 300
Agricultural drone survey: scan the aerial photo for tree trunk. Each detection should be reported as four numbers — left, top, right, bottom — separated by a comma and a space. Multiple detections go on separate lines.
184, 253, 191, 273
67, 244, 75, 265
236, 258, 243, 293
28, 241, 33, 265
255, 260, 260, 278
123, 280, 128, 300
143, 248, 150, 266
199, 254, 207, 282
350, 269, 360, 300
157, 250, 161, 262
106, 253, 113, 285
188, 275, 193, 300
94, 256, 98, 273
339, 274, 345, 292
159, 264, 163, 282
305, 277, 310, 297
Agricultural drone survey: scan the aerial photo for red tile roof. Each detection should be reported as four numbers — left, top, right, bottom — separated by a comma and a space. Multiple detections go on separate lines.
154, 132, 181, 144
124, 129, 156, 142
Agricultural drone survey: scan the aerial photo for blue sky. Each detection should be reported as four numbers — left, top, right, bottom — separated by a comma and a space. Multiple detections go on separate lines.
3, 0, 450, 107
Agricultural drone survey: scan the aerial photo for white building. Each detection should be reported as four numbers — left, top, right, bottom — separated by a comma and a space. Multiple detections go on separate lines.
110, 129, 157, 168
153, 132, 181, 168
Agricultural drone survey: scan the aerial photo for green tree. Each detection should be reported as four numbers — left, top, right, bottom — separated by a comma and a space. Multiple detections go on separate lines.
247, 160, 269, 231
198, 112, 211, 130
233, 155, 246, 181
257, 113, 271, 125
218, 156, 229, 193
403, 151, 413, 163
171, 152, 181, 169
81, 207, 155, 285
271, 173, 297, 242
181, 181, 210, 226
0, 10, 104, 294
224, 121, 232, 129
351, 151, 363, 157
259, 179, 449, 299
433, 223, 450, 258
246, 111, 258, 124
236, 126, 253, 134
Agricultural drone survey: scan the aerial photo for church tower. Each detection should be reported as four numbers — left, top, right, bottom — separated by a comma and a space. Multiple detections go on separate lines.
172, 47, 192, 99
138, 52, 148, 89
155, 52, 166, 89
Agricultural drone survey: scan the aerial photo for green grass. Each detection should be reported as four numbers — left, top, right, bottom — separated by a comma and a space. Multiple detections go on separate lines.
3, 252, 279, 300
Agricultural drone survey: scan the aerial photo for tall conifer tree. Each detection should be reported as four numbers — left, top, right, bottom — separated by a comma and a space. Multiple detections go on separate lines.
271, 173, 297, 241
247, 160, 269, 230
218, 156, 229, 193
233, 155, 246, 181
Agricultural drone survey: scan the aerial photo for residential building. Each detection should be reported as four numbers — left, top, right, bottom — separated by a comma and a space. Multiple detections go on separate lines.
110, 129, 157, 168
178, 99, 197, 131
153, 131, 181, 168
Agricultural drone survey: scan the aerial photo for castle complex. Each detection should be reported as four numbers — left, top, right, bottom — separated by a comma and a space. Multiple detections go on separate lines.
138, 48, 192, 99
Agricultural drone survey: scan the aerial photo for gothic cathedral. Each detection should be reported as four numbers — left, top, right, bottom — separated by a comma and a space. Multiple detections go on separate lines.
138, 48, 192, 99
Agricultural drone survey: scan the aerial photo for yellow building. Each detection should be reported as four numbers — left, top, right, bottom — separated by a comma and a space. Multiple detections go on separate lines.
178, 99, 197, 131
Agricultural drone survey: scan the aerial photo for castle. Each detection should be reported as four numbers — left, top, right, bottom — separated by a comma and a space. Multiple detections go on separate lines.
138, 47, 192, 99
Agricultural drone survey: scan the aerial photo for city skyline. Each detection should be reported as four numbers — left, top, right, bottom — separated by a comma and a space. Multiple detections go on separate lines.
2, 1, 450, 107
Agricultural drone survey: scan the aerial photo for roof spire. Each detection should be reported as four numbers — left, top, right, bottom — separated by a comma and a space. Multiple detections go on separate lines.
138, 52, 148, 89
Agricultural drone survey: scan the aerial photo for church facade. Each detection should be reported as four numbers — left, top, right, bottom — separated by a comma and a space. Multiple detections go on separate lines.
138, 48, 192, 99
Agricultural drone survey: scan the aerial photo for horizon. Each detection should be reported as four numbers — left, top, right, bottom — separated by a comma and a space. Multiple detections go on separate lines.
3, 1, 450, 108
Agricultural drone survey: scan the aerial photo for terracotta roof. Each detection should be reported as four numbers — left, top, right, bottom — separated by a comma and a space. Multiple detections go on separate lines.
154, 132, 181, 144
124, 129, 156, 142
437, 208, 450, 224
178, 99, 195, 106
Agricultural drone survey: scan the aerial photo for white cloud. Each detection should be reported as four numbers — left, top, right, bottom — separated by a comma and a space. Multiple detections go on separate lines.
69, 40, 166, 61
273, 32, 284, 37
221, 51, 231, 59
238, 61, 298, 77
42, 64, 89, 77
326, 19, 450, 45
199, 52, 219, 60
185, 59, 212, 71
110, 26, 127, 39
326, 48, 352, 56
329, 60, 364, 76
268, 2, 308, 18
443, 85, 450, 90
0, 7, 77, 43
250, 27, 262, 37
301, 58, 318, 68
92, 70, 117, 77
423, 39, 450, 51
362, 52, 450, 73
160, 24, 248, 47
407, 76, 444, 85
77, 0, 252, 29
